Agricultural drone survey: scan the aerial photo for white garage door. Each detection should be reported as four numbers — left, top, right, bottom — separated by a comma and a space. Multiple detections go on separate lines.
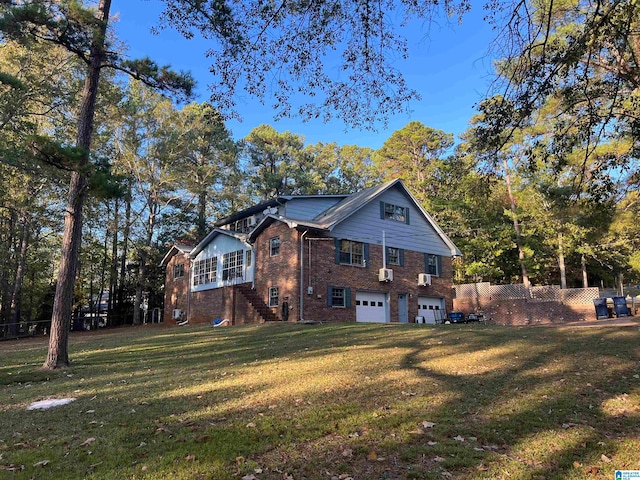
356, 292, 388, 323
418, 296, 445, 324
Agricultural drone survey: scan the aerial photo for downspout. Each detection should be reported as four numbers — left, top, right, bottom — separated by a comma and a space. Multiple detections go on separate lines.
187, 257, 192, 323
299, 230, 308, 322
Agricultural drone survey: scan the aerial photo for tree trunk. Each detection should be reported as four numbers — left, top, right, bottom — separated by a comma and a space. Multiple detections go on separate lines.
558, 232, 566, 289
197, 190, 207, 239
43, 0, 112, 369
108, 198, 119, 326
0, 210, 17, 329
133, 210, 155, 325
617, 273, 624, 296
9, 220, 30, 336
581, 254, 588, 288
502, 157, 530, 289
117, 188, 132, 324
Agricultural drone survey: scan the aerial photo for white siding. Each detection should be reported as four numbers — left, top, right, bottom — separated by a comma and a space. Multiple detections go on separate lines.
191, 234, 254, 292
330, 186, 451, 256
284, 198, 343, 221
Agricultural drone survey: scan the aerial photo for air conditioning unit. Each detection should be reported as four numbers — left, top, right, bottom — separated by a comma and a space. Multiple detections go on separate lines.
172, 309, 183, 320
418, 273, 432, 286
378, 268, 393, 282
248, 215, 257, 227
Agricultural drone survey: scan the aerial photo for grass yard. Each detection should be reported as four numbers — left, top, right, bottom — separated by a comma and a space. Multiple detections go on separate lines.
1, 322, 639, 480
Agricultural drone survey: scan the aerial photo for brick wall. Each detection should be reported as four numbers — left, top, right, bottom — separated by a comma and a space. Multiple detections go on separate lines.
302, 236, 455, 322
453, 296, 595, 325
253, 222, 301, 322
163, 252, 190, 324
163, 225, 457, 325
189, 285, 262, 325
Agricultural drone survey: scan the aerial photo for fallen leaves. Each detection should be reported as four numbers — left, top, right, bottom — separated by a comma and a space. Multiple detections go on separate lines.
80, 437, 96, 447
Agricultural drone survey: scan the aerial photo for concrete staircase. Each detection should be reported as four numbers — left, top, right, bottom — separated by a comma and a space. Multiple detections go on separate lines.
236, 284, 280, 322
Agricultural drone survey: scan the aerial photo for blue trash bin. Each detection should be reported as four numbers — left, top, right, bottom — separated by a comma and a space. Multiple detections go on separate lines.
593, 298, 609, 319
612, 297, 631, 317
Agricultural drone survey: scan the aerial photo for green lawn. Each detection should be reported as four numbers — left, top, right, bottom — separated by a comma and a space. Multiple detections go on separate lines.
1, 322, 639, 479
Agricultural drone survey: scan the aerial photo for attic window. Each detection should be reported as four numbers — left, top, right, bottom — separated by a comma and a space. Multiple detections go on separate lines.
381, 202, 410, 224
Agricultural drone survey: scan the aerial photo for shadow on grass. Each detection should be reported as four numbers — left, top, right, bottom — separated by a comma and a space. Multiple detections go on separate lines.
1, 322, 639, 479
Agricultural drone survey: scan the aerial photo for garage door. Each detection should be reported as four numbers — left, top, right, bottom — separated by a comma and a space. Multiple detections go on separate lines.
418, 296, 445, 324
356, 292, 388, 323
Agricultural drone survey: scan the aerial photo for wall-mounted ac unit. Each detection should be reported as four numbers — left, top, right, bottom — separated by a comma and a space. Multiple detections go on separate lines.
378, 268, 393, 282
172, 309, 183, 319
248, 215, 257, 227
418, 273, 432, 286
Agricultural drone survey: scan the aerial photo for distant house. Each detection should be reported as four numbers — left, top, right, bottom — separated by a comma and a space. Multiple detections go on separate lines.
160, 179, 461, 325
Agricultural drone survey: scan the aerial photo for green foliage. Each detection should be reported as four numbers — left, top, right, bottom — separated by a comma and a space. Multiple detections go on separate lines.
158, 0, 470, 127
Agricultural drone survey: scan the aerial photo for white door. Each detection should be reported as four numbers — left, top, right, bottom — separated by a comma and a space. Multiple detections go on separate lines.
356, 292, 388, 323
418, 296, 445, 324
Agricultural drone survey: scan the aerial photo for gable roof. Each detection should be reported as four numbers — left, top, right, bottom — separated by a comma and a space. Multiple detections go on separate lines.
167, 179, 461, 260
312, 179, 398, 228
159, 244, 193, 267
247, 214, 326, 243
313, 179, 462, 256
189, 229, 249, 259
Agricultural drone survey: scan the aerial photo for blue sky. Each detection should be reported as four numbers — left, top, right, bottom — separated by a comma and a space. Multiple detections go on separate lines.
113, 2, 498, 150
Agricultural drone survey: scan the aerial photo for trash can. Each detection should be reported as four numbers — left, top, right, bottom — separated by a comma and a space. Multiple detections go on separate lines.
612, 297, 632, 317
593, 298, 609, 319
415, 316, 425, 324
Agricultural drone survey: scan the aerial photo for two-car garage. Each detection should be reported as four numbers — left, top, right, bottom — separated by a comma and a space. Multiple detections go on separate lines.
355, 291, 445, 324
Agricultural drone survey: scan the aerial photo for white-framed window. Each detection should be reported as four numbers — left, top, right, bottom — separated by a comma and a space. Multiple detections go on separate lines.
270, 237, 280, 256
339, 240, 364, 266
269, 286, 279, 307
193, 257, 216, 286
222, 250, 244, 281
173, 263, 184, 279
381, 201, 409, 224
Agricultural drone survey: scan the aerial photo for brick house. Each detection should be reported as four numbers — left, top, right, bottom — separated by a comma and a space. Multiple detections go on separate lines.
160, 179, 461, 325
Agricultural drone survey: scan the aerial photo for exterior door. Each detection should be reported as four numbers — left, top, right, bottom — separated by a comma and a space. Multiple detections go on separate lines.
398, 294, 408, 323
356, 292, 388, 323
417, 296, 445, 324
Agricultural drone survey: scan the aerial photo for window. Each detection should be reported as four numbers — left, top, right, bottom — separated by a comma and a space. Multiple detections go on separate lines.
269, 286, 279, 307
193, 257, 217, 286
270, 237, 280, 256
339, 240, 364, 266
426, 254, 440, 276
222, 250, 244, 281
386, 247, 404, 266
327, 286, 351, 307
332, 288, 345, 307
246, 250, 252, 267
381, 201, 410, 224
173, 263, 184, 279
